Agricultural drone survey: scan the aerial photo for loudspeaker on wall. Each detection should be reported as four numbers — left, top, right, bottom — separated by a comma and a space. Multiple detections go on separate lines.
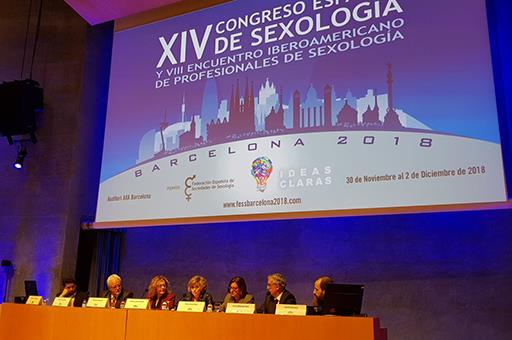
0, 79, 43, 143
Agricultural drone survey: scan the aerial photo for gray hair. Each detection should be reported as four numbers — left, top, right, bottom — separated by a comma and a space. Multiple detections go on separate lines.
268, 273, 287, 289
107, 274, 121, 287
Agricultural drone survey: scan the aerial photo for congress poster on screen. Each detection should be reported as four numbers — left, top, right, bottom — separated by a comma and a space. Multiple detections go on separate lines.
95, 0, 506, 227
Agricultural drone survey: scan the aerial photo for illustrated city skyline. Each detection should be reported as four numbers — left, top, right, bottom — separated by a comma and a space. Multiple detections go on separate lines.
99, 0, 501, 183
136, 64, 428, 165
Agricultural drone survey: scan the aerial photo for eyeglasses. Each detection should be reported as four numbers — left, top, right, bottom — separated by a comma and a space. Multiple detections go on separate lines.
229, 286, 240, 291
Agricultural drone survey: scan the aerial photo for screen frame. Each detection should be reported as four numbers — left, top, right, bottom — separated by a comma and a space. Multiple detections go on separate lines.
323, 283, 365, 316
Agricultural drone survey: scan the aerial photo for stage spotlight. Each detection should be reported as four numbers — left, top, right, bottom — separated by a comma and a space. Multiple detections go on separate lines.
13, 145, 27, 169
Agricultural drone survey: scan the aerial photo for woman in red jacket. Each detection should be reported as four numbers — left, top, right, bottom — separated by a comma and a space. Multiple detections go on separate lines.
147, 275, 175, 310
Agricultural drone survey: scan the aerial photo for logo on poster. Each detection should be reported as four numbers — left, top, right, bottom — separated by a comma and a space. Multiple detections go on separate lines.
251, 156, 273, 192
184, 175, 196, 201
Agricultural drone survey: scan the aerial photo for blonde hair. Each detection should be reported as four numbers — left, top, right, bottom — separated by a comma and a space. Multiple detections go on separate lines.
187, 275, 207, 292
147, 275, 170, 299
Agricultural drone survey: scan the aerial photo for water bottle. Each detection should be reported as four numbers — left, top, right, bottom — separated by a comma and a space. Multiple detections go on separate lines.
82, 299, 87, 308
120, 300, 126, 309
162, 301, 168, 310
206, 303, 213, 312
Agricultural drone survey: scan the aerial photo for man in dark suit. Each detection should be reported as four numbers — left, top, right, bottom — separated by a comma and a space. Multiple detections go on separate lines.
260, 273, 296, 314
56, 278, 89, 307
104, 274, 133, 308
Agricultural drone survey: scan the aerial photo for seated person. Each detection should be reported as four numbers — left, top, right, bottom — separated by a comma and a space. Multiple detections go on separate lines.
104, 274, 133, 308
180, 275, 214, 308
146, 275, 175, 310
260, 273, 296, 314
56, 278, 89, 307
312, 276, 333, 311
219, 276, 255, 312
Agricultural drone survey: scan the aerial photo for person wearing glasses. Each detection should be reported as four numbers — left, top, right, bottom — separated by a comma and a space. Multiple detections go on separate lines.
260, 273, 296, 314
219, 276, 255, 312
104, 274, 133, 309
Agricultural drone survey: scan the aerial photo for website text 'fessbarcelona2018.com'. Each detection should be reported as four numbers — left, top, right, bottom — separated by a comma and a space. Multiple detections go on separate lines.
223, 197, 302, 209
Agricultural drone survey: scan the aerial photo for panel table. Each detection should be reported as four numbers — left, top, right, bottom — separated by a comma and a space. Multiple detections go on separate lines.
0, 303, 126, 340
126, 309, 385, 340
0, 303, 386, 340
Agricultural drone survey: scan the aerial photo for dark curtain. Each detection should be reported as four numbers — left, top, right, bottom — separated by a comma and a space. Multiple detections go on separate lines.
89, 229, 124, 296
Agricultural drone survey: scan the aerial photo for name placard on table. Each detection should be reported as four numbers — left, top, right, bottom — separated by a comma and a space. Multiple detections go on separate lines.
177, 301, 205, 312
86, 297, 108, 308
52, 297, 72, 307
225, 303, 255, 314
26, 296, 43, 305
275, 304, 307, 316
124, 298, 149, 309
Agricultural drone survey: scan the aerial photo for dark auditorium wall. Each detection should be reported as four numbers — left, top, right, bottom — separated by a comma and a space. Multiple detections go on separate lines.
0, 0, 89, 299
119, 211, 512, 339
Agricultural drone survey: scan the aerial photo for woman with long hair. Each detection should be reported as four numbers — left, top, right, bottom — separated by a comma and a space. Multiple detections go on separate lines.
147, 275, 175, 310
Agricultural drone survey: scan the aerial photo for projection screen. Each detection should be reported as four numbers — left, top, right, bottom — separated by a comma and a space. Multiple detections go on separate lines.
94, 0, 507, 228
